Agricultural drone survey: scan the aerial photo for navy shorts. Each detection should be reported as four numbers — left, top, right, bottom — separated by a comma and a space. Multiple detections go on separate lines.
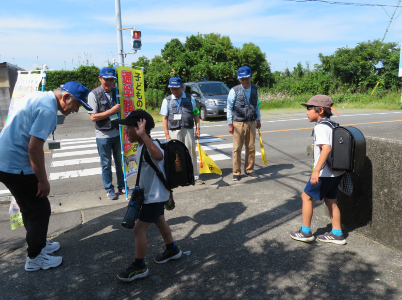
138, 201, 167, 223
304, 175, 343, 200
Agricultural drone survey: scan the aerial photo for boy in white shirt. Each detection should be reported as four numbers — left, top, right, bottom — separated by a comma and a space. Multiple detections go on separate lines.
114, 109, 182, 282
290, 95, 346, 245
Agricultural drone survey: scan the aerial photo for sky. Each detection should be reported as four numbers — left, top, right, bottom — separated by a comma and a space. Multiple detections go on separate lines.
1, 0, 401, 73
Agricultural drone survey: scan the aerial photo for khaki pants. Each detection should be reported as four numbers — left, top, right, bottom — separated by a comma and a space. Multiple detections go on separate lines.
169, 128, 199, 177
232, 121, 256, 175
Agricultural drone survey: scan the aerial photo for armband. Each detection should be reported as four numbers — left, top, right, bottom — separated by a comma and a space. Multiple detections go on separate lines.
193, 107, 200, 116
257, 99, 262, 106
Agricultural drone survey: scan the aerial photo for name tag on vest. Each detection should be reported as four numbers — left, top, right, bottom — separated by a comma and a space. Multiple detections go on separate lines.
109, 114, 119, 121
174, 114, 182, 120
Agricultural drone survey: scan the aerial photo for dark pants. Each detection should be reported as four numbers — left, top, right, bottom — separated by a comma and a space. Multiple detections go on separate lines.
0, 171, 51, 258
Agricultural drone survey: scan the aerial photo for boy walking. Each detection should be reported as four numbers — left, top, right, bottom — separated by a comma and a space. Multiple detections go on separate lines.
114, 110, 182, 282
290, 95, 346, 245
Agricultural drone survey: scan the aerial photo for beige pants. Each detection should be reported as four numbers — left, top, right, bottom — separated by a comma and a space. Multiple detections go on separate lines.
169, 128, 199, 177
232, 121, 256, 175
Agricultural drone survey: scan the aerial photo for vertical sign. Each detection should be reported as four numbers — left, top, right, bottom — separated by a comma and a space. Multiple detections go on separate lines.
116, 67, 145, 178
6, 72, 42, 123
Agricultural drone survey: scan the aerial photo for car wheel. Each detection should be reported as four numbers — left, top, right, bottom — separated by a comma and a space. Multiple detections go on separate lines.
200, 107, 207, 121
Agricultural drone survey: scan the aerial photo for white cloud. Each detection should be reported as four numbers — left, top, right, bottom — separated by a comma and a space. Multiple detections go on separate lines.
0, 17, 66, 30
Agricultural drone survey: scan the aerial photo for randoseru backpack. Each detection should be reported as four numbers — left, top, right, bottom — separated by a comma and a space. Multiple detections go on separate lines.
317, 119, 366, 173
143, 139, 195, 192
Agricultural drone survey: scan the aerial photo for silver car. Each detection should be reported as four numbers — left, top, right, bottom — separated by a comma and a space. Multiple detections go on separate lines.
184, 81, 230, 121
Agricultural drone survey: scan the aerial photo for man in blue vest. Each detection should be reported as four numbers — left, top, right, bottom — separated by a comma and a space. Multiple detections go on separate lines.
160, 77, 203, 184
0, 81, 91, 271
227, 66, 261, 181
88, 67, 133, 200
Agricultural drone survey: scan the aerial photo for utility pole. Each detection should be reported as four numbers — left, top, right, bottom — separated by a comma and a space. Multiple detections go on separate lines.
115, 0, 124, 66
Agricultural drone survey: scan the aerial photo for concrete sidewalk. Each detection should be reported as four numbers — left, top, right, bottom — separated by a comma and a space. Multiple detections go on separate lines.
0, 163, 401, 299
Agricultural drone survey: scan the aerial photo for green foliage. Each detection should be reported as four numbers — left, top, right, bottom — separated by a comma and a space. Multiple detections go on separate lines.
44, 66, 100, 91
145, 88, 167, 109
318, 40, 401, 90
132, 33, 274, 95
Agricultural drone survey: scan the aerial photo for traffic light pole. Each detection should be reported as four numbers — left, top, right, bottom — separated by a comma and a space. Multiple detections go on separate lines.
115, 0, 124, 66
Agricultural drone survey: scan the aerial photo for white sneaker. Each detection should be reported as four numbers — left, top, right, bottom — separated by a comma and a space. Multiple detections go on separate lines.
25, 249, 62, 272
107, 190, 118, 200
43, 239, 60, 254
27, 239, 61, 254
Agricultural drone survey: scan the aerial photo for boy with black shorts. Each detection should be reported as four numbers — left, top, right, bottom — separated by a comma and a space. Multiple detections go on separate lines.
114, 109, 182, 282
290, 95, 346, 245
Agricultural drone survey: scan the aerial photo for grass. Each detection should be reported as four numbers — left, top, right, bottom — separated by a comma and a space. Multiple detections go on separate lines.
259, 90, 402, 111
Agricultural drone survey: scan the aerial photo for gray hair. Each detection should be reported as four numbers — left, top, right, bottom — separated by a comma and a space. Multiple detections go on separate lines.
55, 88, 80, 104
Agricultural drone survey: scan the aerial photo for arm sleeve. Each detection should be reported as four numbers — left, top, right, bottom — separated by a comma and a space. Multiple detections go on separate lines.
315, 125, 331, 147
159, 98, 169, 116
29, 109, 57, 141
227, 89, 235, 124
87, 92, 98, 114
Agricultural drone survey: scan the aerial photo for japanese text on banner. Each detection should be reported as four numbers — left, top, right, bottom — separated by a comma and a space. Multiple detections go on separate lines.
116, 67, 146, 178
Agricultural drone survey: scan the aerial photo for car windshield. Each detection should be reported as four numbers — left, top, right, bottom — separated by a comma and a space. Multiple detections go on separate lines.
197, 83, 230, 96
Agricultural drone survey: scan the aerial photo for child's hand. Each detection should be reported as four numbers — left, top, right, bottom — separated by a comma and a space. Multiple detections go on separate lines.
310, 171, 319, 186
135, 118, 146, 137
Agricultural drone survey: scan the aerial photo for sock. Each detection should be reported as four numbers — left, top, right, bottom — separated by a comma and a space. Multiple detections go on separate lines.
302, 225, 311, 234
166, 241, 175, 251
332, 228, 342, 237
134, 257, 144, 267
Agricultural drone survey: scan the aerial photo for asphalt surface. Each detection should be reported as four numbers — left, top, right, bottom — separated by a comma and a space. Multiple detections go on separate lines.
0, 109, 402, 299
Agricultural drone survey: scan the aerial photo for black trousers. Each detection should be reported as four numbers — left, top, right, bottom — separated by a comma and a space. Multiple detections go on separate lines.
0, 171, 51, 258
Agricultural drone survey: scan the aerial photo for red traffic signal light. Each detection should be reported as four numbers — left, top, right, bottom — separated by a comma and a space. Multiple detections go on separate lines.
132, 31, 141, 39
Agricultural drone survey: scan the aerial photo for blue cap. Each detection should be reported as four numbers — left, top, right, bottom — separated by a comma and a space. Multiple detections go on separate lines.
61, 81, 92, 111
99, 67, 117, 79
168, 77, 183, 88
237, 66, 252, 79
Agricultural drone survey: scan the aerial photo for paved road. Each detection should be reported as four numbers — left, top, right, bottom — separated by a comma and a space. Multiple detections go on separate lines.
2, 108, 402, 201
0, 109, 402, 299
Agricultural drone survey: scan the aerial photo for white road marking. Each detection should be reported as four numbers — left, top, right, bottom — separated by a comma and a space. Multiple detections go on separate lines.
52, 149, 99, 158
61, 139, 96, 146
55, 144, 97, 151
51, 157, 102, 167
195, 138, 225, 143
49, 167, 116, 181
0, 189, 11, 195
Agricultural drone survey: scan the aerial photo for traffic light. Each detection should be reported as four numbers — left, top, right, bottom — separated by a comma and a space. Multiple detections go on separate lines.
131, 30, 141, 50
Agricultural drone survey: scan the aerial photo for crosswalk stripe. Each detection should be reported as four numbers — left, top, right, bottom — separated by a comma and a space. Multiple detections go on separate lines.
196, 138, 225, 143
51, 157, 101, 167
52, 149, 99, 158
49, 167, 116, 180
61, 139, 96, 146
59, 137, 97, 142
55, 144, 97, 151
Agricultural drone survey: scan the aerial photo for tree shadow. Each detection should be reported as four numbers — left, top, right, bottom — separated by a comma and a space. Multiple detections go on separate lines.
0, 174, 398, 300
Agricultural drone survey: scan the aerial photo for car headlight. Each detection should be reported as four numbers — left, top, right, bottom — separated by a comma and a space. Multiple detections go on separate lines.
206, 99, 216, 106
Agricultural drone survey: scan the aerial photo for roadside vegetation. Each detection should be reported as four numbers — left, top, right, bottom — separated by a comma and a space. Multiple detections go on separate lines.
134, 35, 401, 111
42, 34, 401, 112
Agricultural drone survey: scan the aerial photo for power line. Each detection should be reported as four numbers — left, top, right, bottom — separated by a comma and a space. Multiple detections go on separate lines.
381, 0, 401, 42
283, 0, 402, 8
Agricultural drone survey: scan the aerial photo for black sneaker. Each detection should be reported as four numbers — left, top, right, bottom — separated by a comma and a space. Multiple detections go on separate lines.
233, 175, 241, 181
317, 232, 346, 245
154, 246, 182, 264
290, 228, 315, 242
117, 262, 149, 282
246, 172, 260, 179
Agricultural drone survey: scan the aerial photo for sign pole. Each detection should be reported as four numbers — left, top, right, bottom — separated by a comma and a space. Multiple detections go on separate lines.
115, 0, 124, 66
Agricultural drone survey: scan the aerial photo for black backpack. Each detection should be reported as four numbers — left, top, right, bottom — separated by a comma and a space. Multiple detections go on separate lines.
317, 120, 366, 172
143, 139, 195, 192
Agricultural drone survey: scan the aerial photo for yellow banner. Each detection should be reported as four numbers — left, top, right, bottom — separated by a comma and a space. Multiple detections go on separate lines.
258, 129, 268, 166
116, 67, 146, 178
198, 140, 222, 175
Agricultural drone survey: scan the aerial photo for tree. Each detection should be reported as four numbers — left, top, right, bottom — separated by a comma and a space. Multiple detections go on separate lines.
139, 33, 273, 94
318, 40, 401, 90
